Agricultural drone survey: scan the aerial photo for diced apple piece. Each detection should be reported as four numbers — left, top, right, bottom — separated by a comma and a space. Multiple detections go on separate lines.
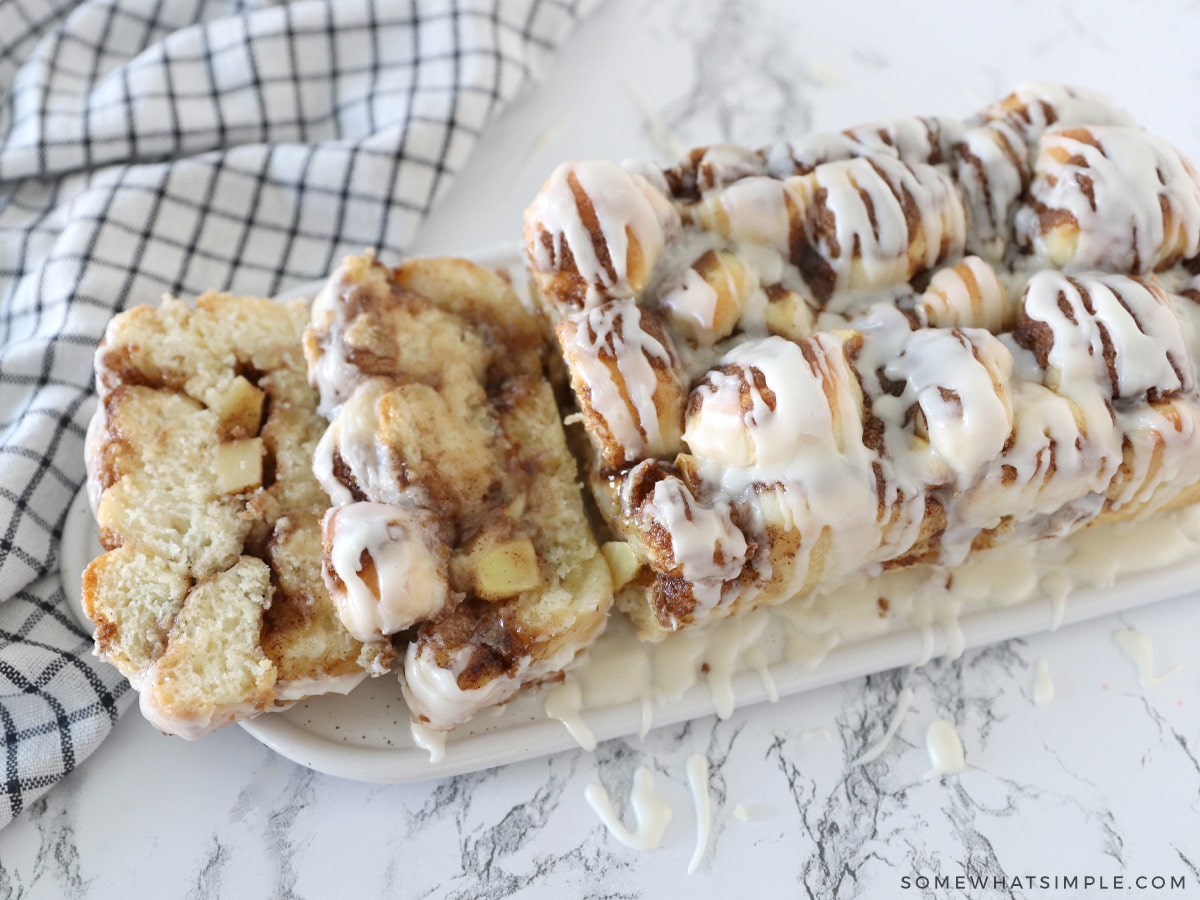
474, 536, 541, 601
215, 438, 264, 494
212, 376, 265, 438
601, 541, 642, 590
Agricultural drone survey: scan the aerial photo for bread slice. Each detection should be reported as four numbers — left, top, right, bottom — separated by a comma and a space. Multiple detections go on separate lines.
523, 81, 1200, 640
305, 252, 613, 730
84, 293, 391, 739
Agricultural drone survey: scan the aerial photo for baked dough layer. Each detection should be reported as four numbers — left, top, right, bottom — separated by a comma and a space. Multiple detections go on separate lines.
304, 253, 612, 730
84, 293, 389, 738
524, 81, 1200, 639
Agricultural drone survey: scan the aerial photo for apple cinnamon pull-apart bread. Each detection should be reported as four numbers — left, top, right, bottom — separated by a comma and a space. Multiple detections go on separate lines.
524, 81, 1200, 641
304, 253, 612, 730
84, 294, 392, 738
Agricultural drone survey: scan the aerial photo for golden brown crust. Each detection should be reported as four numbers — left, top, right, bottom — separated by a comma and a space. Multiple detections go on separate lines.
526, 84, 1200, 641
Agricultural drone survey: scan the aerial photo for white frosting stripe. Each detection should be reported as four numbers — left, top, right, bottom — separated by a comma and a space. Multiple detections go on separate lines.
526, 160, 680, 306
975, 80, 1136, 141
1017, 126, 1200, 272
524, 82, 1200, 636
793, 157, 967, 301
916, 256, 1012, 332
883, 328, 1015, 485
560, 300, 685, 466
322, 502, 450, 643
1019, 271, 1193, 401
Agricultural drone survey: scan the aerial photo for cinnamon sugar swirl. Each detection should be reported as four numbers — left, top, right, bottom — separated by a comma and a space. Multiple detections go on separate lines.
524, 81, 1200, 640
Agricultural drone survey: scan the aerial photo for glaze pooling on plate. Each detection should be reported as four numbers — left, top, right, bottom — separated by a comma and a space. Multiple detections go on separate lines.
245, 496, 1200, 782
57, 455, 1200, 783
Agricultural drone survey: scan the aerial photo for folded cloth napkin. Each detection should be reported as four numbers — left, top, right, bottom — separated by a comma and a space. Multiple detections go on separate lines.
0, 0, 596, 828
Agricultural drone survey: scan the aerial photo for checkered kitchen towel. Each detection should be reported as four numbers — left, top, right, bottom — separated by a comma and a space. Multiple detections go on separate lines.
0, 0, 597, 827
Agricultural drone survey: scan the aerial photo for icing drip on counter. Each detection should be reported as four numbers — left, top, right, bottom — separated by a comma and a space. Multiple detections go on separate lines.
584, 768, 673, 852
685, 754, 712, 875
853, 687, 914, 765
703, 611, 770, 719
1033, 658, 1054, 705
924, 720, 966, 779
1112, 628, 1183, 688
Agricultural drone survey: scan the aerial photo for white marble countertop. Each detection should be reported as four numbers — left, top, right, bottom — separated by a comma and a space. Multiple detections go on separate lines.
4, 0, 1200, 896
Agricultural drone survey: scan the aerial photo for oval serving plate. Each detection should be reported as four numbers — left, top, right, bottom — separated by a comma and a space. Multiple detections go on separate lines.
61, 245, 1200, 783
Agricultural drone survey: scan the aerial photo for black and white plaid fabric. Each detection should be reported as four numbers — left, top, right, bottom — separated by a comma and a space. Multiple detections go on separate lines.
0, 0, 596, 828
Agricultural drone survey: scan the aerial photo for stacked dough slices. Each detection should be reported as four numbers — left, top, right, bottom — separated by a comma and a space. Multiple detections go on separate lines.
523, 81, 1200, 641
304, 252, 612, 731
84, 294, 392, 739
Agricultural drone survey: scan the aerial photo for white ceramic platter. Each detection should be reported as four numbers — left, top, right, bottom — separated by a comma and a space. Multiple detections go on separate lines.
62, 246, 1200, 783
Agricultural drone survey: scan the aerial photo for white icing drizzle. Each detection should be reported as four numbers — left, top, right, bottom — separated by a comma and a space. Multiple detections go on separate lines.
584, 768, 673, 852
686, 334, 850, 469
698, 176, 797, 254
915, 256, 1012, 332
703, 611, 769, 720
800, 728, 833, 744
567, 615, 655, 737
940, 613, 966, 662
528, 507, 1200, 765
923, 719, 966, 779
312, 378, 415, 507
651, 628, 709, 704
853, 687, 914, 765
976, 81, 1136, 142
1022, 271, 1193, 400
410, 720, 447, 763
562, 299, 684, 463
1112, 628, 1184, 688
137, 685, 215, 742
404, 638, 582, 731
952, 121, 1026, 260
1042, 573, 1071, 630
743, 646, 778, 702
641, 475, 749, 587
322, 502, 449, 643
1018, 126, 1200, 272
883, 328, 1014, 483
685, 754, 711, 875
306, 272, 362, 417
799, 156, 966, 297
658, 265, 723, 342
658, 249, 758, 346
527, 160, 680, 305
544, 681, 597, 752
768, 115, 961, 177
1033, 658, 1054, 705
